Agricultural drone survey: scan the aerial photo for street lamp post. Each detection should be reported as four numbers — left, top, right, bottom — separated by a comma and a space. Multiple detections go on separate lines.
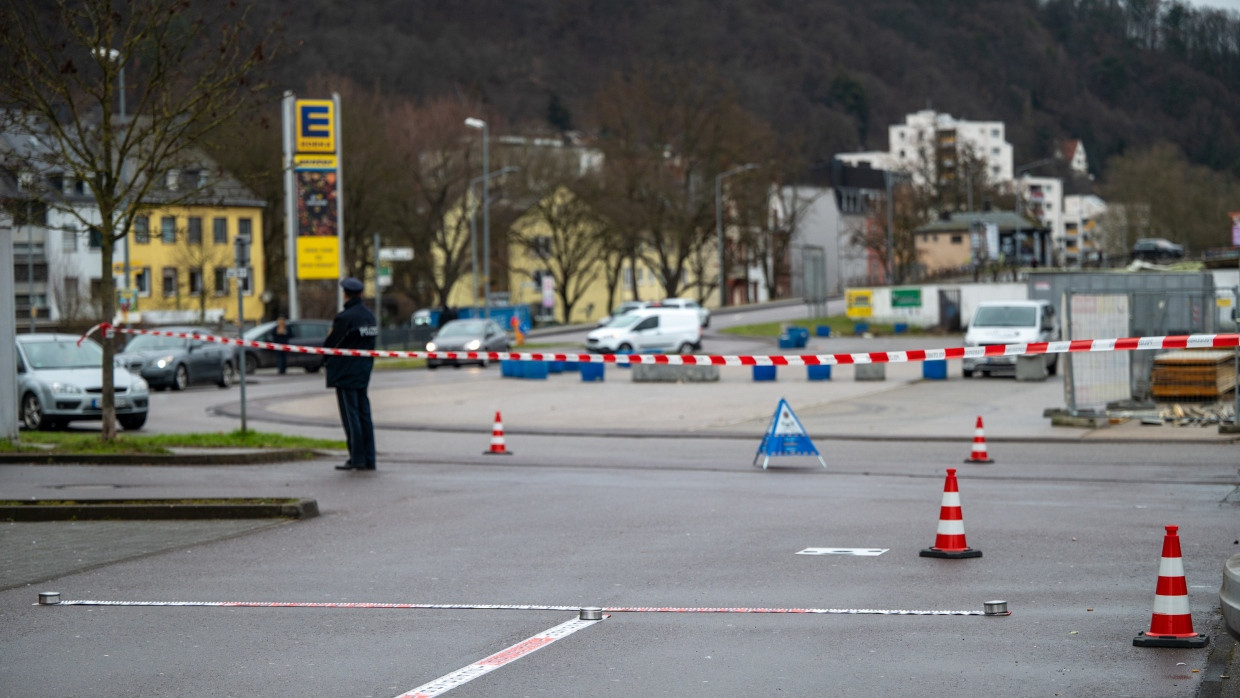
464, 117, 490, 317
468, 166, 518, 315
94, 47, 129, 294
715, 164, 757, 308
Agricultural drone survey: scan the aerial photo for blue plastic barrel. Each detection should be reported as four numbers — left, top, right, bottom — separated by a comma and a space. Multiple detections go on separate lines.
580, 362, 605, 382
807, 365, 832, 381
752, 365, 777, 381
815, 325, 832, 337
922, 359, 947, 380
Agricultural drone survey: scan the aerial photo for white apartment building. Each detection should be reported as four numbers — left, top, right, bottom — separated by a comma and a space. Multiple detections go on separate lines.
887, 110, 1014, 186
1062, 194, 1109, 266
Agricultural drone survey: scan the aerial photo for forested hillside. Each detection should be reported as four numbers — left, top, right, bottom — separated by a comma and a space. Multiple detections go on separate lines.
262, 0, 1240, 177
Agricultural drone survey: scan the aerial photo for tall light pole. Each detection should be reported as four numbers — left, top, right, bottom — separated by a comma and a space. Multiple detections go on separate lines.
468, 165, 518, 315
715, 163, 756, 308
94, 47, 129, 296
464, 117, 490, 317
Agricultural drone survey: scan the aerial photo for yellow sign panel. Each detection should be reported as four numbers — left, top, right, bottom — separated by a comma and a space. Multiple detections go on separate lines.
846, 289, 873, 319
294, 153, 338, 170
295, 99, 336, 153
297, 236, 340, 280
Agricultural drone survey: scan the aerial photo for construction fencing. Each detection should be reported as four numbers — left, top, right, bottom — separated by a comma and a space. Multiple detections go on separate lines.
1064, 288, 1240, 416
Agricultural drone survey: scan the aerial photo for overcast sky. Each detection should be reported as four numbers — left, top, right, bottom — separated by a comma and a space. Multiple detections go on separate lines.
1183, 0, 1240, 11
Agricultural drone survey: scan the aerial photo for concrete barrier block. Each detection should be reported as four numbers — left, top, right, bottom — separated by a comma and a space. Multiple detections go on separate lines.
631, 364, 721, 383
1016, 355, 1048, 381
854, 363, 886, 381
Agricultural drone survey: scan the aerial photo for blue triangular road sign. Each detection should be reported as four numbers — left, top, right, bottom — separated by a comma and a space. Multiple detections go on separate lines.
753, 398, 827, 470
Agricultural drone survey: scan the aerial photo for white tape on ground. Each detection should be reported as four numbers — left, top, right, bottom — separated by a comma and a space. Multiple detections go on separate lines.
394, 615, 604, 698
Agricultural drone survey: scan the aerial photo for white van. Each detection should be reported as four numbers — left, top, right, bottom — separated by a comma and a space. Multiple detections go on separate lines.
962, 299, 1059, 378
585, 308, 702, 354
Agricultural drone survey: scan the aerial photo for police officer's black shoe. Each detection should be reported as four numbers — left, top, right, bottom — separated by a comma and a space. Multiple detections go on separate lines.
334, 462, 357, 470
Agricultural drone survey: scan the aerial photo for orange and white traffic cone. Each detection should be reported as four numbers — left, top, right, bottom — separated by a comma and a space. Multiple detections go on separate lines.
484, 411, 512, 455
919, 468, 982, 559
964, 416, 994, 464
1133, 525, 1209, 648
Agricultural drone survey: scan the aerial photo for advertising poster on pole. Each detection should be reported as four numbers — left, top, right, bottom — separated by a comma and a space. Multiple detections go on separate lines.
294, 153, 339, 280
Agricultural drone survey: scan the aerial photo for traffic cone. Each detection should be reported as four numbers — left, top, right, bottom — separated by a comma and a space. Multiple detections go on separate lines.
964, 416, 994, 463
1133, 525, 1209, 648
920, 468, 982, 559
484, 411, 512, 455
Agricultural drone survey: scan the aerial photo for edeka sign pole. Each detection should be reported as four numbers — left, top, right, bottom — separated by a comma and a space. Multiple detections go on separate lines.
286, 95, 343, 314
282, 92, 299, 320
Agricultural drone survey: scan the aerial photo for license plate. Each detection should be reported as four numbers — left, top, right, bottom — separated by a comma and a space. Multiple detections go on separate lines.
92, 398, 127, 408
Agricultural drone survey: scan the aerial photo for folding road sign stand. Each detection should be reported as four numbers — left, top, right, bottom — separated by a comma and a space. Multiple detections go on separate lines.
753, 398, 827, 470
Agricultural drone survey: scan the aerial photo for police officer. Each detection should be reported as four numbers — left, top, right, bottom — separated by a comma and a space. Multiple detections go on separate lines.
324, 277, 378, 471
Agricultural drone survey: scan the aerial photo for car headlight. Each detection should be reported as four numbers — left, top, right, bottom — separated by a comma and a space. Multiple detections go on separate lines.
155, 355, 175, 368
426, 342, 437, 353
51, 382, 84, 395
464, 339, 481, 351
131, 376, 149, 393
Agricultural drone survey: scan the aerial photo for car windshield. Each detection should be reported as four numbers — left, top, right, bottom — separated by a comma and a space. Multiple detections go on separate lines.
244, 323, 274, 340
606, 314, 644, 329
972, 306, 1036, 328
22, 339, 103, 369
437, 320, 487, 337
124, 334, 189, 351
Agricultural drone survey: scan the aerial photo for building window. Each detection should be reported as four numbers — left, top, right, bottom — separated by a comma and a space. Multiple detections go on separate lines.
212, 217, 227, 244
162, 267, 178, 297
135, 215, 150, 244
63, 228, 76, 251
951, 234, 963, 244
238, 217, 252, 241
134, 267, 151, 296
188, 217, 203, 245
189, 269, 204, 296
88, 227, 102, 249
161, 216, 176, 243
214, 267, 229, 296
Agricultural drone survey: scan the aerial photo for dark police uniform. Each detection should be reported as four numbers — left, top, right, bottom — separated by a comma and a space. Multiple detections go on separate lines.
324, 278, 378, 470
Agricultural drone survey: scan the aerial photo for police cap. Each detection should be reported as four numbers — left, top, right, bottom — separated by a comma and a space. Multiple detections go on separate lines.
340, 277, 364, 293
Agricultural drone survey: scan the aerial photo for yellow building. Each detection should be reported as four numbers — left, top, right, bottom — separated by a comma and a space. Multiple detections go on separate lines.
121, 165, 266, 325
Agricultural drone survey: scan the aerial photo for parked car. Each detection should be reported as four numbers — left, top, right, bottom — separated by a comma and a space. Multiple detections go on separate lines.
651, 297, 711, 327
1223, 553, 1240, 642
1131, 237, 1185, 263
16, 334, 150, 431
425, 319, 511, 368
241, 319, 331, 373
596, 300, 649, 327
961, 299, 1059, 378
116, 326, 236, 391
585, 307, 702, 354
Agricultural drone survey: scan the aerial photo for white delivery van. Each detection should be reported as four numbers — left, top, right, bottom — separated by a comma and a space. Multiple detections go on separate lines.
962, 299, 1059, 378
585, 308, 702, 354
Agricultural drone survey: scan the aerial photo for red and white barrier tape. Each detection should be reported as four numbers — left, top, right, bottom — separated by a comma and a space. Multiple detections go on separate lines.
43, 598, 987, 616
82, 323, 1240, 367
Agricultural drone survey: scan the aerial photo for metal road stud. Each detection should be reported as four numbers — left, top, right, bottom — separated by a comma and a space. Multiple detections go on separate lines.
38, 592, 61, 605
983, 600, 1010, 616
579, 607, 603, 621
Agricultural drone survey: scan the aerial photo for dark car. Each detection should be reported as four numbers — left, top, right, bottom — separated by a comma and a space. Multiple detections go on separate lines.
425, 319, 511, 368
241, 319, 331, 373
16, 334, 150, 431
1131, 238, 1184, 263
115, 326, 236, 391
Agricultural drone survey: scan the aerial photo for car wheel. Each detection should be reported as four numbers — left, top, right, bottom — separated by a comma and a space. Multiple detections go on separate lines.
118, 413, 147, 430
962, 368, 974, 378
427, 361, 439, 370
218, 361, 235, 388
618, 343, 633, 353
304, 359, 323, 373
677, 342, 694, 354
20, 392, 48, 430
172, 364, 189, 391
1047, 356, 1058, 376
244, 353, 259, 375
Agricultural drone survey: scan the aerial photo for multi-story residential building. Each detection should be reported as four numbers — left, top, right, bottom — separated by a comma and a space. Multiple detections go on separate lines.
1062, 194, 1109, 267
1014, 175, 1064, 266
3, 124, 266, 327
871, 109, 1015, 187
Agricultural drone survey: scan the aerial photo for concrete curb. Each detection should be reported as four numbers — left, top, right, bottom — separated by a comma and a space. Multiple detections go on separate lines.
0, 497, 319, 522
0, 448, 323, 466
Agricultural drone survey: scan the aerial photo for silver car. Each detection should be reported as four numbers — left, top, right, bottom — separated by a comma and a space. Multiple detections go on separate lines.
115, 326, 237, 391
16, 334, 150, 431
425, 319, 511, 368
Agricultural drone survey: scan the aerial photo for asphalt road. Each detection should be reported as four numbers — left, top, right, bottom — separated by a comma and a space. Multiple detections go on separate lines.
2, 305, 1238, 697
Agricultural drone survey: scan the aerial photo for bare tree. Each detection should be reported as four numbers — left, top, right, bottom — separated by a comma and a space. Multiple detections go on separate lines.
509, 186, 607, 323
1, 0, 276, 440
589, 63, 766, 300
